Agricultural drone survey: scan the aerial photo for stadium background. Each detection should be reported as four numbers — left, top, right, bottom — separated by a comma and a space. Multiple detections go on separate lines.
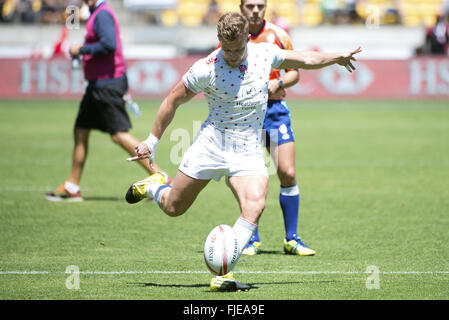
0, 0, 448, 99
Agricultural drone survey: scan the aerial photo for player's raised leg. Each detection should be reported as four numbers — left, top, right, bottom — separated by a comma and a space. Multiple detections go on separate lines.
157, 170, 210, 216
126, 169, 209, 216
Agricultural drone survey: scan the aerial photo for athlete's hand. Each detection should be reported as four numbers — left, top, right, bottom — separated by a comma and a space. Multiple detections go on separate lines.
337, 46, 362, 72
128, 142, 150, 159
126, 143, 152, 167
126, 134, 159, 167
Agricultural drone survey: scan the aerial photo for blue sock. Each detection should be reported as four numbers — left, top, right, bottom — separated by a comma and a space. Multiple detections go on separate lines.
279, 185, 300, 241
250, 227, 260, 243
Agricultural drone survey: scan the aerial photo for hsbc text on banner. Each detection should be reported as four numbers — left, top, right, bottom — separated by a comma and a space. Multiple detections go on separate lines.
0, 56, 448, 99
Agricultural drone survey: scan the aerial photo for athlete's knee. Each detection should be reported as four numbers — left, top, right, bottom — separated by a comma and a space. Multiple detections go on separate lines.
278, 166, 296, 185
241, 197, 266, 216
163, 201, 188, 217
240, 199, 265, 225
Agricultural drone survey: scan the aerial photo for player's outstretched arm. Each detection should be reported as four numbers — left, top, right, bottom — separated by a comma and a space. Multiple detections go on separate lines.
129, 81, 196, 162
279, 46, 362, 72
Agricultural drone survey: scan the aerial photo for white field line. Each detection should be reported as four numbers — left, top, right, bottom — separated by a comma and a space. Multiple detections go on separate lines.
0, 270, 448, 275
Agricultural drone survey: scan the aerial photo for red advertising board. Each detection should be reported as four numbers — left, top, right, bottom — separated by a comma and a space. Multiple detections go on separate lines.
0, 56, 448, 99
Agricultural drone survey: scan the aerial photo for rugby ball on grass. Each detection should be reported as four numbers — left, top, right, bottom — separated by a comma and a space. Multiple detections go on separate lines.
203, 224, 240, 276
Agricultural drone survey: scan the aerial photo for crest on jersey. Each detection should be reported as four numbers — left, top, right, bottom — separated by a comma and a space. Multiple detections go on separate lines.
238, 64, 248, 73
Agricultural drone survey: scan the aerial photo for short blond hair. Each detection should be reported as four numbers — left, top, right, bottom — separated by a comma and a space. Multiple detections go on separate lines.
217, 12, 249, 42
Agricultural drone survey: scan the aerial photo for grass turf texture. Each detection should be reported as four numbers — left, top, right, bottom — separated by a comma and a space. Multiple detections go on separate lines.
0, 99, 448, 300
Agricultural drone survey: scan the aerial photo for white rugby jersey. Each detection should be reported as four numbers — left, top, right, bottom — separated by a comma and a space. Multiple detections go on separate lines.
182, 42, 286, 149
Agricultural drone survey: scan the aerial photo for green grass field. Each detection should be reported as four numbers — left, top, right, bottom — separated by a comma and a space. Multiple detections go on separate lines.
0, 99, 448, 300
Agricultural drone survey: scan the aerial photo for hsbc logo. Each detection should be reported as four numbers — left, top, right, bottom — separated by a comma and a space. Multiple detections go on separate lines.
319, 62, 373, 94
289, 62, 374, 96
127, 61, 179, 94
11, 57, 449, 99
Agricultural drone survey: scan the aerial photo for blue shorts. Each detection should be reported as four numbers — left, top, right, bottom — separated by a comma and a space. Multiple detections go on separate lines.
263, 100, 295, 148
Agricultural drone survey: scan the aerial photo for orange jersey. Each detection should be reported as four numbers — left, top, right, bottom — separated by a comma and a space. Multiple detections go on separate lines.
249, 21, 295, 80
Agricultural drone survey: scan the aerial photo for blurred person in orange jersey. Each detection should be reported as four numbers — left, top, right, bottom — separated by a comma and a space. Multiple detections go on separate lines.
239, 0, 315, 256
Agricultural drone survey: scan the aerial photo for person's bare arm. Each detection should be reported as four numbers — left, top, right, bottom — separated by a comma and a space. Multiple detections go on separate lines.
150, 81, 196, 139
268, 69, 299, 100
278, 46, 362, 72
128, 81, 196, 162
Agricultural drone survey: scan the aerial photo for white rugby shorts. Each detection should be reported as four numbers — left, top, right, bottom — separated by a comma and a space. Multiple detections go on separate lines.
179, 124, 268, 181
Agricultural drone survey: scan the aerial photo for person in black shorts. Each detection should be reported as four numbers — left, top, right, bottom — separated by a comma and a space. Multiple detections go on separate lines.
45, 0, 164, 202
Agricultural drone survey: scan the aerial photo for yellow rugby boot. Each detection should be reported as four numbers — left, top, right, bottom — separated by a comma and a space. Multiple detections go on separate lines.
283, 235, 315, 256
210, 272, 251, 292
125, 172, 167, 204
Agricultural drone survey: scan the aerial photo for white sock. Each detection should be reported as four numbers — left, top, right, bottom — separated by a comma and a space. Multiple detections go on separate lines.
64, 181, 80, 194
154, 185, 171, 207
280, 185, 299, 196
233, 217, 257, 255
145, 182, 161, 198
